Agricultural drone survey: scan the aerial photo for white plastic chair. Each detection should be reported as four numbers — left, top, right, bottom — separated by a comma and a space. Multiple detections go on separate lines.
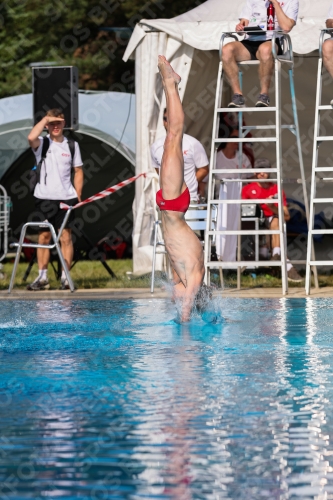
8, 207, 75, 293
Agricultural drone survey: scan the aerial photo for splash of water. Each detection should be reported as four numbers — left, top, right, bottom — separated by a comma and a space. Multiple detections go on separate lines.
159, 278, 225, 324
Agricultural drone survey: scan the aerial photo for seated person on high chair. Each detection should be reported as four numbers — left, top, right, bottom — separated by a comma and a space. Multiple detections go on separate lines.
322, 1, 333, 104
241, 158, 302, 282
221, 0, 299, 108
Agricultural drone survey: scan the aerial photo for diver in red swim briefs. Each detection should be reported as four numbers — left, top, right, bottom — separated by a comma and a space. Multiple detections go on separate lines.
156, 55, 205, 322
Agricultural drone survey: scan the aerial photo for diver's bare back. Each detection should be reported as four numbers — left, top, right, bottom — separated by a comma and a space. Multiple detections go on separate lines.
161, 211, 204, 288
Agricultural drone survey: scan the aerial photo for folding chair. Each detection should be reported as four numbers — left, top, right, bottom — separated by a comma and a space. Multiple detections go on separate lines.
8, 208, 75, 293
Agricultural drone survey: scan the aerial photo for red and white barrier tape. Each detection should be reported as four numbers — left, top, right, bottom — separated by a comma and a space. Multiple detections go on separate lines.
60, 173, 147, 210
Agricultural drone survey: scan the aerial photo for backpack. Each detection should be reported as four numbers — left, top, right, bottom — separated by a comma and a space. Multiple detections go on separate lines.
29, 136, 75, 193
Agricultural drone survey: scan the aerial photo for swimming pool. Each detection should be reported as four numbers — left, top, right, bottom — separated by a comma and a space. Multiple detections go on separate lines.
1, 297, 333, 499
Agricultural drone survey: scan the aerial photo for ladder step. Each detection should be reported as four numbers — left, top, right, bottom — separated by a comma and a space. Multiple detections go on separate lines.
310, 229, 333, 234
208, 230, 281, 235
313, 198, 333, 203
207, 260, 305, 266
210, 178, 277, 183
316, 136, 333, 142
208, 199, 282, 204
206, 261, 283, 267
214, 138, 276, 143
212, 168, 277, 174
314, 167, 333, 172
217, 107, 277, 113
241, 125, 296, 131
318, 105, 333, 110
309, 261, 333, 266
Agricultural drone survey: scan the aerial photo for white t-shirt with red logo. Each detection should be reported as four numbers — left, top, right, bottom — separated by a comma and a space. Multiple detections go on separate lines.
327, 2, 333, 19
240, 0, 299, 41
33, 135, 83, 200
151, 133, 209, 201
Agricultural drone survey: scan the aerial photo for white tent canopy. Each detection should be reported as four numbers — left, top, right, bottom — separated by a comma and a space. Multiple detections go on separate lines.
124, 0, 333, 276
125, 0, 330, 56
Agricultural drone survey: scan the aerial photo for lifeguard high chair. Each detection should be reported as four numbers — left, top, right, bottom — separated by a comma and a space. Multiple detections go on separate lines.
204, 30, 317, 294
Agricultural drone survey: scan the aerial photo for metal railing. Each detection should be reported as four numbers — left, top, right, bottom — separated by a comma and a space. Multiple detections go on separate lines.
0, 185, 10, 262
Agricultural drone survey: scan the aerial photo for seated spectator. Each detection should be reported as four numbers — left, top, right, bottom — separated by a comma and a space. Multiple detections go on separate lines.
215, 128, 252, 262
242, 158, 302, 282
221, 0, 299, 108
151, 108, 209, 202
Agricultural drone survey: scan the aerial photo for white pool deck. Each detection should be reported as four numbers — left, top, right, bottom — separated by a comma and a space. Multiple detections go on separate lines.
1, 287, 333, 300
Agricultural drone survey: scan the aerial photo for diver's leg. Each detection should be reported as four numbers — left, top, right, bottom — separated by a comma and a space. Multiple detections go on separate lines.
158, 55, 186, 200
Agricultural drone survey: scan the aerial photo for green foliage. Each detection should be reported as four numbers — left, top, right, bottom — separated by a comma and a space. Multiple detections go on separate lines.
0, 0, 206, 99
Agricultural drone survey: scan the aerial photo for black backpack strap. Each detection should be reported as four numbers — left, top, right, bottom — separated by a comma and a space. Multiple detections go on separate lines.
67, 138, 75, 166
36, 136, 49, 184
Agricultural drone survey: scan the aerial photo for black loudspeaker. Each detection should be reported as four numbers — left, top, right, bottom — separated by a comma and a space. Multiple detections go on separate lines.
32, 66, 79, 130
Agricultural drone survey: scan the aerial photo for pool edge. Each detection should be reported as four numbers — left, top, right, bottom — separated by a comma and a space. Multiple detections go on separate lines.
1, 287, 333, 300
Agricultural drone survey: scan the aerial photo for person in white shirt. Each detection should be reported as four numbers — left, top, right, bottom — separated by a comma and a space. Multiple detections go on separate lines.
151, 108, 209, 202
215, 129, 252, 262
221, 0, 299, 108
323, 2, 333, 104
27, 109, 84, 291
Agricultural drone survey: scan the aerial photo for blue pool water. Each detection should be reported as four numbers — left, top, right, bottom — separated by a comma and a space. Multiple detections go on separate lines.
1, 298, 333, 499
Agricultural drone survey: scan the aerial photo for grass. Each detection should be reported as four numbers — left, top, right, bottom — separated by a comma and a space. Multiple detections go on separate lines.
0, 259, 151, 290
0, 259, 330, 290
212, 269, 333, 289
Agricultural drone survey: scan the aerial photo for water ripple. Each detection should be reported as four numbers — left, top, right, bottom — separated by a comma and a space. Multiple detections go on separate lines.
1, 298, 333, 498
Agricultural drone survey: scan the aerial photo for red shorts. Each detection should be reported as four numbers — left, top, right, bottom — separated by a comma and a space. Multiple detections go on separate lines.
156, 187, 190, 213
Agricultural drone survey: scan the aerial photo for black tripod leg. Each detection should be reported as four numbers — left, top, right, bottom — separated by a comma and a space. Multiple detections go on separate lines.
49, 257, 60, 280
22, 251, 37, 282
73, 223, 117, 279
99, 257, 117, 279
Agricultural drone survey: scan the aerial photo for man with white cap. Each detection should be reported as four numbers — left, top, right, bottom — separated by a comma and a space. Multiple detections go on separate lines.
323, 2, 333, 103
242, 158, 302, 282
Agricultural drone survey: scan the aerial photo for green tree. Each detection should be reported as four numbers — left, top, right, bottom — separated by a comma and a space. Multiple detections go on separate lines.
0, 0, 206, 99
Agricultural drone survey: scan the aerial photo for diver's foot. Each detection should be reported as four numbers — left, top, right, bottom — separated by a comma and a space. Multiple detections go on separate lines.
158, 55, 181, 85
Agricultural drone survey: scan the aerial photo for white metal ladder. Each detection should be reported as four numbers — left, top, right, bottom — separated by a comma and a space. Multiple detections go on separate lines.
8, 207, 75, 293
204, 31, 315, 294
306, 29, 333, 294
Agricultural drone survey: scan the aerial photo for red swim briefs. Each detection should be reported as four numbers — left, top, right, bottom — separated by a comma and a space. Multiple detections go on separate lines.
156, 187, 190, 213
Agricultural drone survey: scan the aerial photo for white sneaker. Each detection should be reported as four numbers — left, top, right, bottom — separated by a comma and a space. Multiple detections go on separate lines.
60, 278, 70, 290
27, 276, 50, 291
